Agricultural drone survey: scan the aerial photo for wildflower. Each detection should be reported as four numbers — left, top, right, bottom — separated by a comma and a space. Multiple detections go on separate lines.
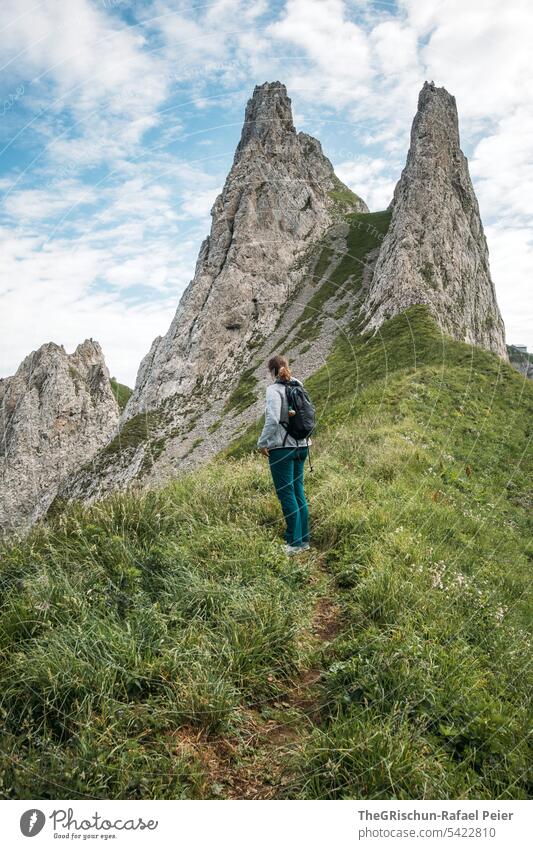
495, 606, 506, 624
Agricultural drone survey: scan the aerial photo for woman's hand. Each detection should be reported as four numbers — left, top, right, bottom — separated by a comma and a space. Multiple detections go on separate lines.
258, 447, 269, 457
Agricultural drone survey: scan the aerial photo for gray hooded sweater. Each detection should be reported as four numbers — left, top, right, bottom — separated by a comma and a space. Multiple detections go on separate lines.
257, 378, 312, 450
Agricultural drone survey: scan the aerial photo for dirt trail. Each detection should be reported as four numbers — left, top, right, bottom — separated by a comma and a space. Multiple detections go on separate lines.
171, 562, 342, 799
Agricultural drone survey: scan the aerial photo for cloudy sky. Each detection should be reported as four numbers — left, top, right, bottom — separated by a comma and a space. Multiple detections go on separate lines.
1, 0, 531, 386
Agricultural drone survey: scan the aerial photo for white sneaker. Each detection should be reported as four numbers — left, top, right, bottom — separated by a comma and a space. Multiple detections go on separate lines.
300, 542, 310, 550
283, 543, 305, 556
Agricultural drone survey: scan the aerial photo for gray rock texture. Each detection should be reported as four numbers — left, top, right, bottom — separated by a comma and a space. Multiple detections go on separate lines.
0, 340, 119, 533
507, 346, 533, 380
124, 81, 367, 420
56, 82, 368, 504
359, 81, 508, 359
52, 79, 511, 512
58, 212, 382, 505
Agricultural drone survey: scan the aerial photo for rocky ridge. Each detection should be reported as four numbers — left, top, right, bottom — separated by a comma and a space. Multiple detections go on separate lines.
59, 208, 390, 501
3, 80, 513, 528
359, 81, 508, 359
123, 81, 367, 421
57, 81, 368, 503
0, 340, 119, 533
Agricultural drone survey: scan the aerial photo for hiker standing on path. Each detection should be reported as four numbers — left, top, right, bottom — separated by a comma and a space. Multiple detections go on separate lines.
257, 355, 314, 556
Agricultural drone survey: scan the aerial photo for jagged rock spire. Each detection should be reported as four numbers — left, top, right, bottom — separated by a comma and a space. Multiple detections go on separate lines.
234, 81, 296, 162
0, 339, 119, 533
123, 81, 367, 420
360, 81, 508, 359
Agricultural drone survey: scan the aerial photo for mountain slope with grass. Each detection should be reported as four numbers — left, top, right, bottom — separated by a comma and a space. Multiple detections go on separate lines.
1, 305, 531, 800
55, 81, 368, 508
54, 79, 509, 520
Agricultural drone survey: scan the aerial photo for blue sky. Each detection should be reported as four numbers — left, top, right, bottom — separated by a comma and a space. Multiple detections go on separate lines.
1, 0, 532, 386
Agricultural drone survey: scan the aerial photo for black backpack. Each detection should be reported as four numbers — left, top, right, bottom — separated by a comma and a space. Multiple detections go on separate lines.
279, 379, 316, 448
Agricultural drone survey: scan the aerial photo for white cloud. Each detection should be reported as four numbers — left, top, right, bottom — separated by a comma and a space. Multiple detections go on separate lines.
369, 19, 419, 76
404, 0, 533, 120
180, 186, 220, 219
335, 157, 396, 210
268, 0, 373, 106
0, 0, 171, 170
486, 224, 533, 352
0, 158, 220, 384
3, 180, 98, 221
0, 218, 196, 385
1, 0, 531, 388
470, 106, 533, 221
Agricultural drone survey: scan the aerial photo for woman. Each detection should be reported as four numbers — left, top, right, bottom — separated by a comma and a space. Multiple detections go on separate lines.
257, 355, 310, 556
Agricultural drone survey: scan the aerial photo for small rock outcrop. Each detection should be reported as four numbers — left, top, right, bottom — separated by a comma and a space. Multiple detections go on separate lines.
507, 346, 533, 380
359, 81, 508, 359
124, 81, 367, 420
0, 340, 119, 533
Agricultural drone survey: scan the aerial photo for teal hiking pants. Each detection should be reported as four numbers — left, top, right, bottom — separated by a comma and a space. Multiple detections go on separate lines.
268, 446, 309, 547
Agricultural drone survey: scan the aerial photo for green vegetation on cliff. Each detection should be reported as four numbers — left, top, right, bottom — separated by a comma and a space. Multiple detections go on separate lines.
110, 377, 133, 412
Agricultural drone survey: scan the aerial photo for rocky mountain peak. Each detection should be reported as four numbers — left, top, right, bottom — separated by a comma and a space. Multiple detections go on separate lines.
0, 339, 119, 533
387, 81, 459, 211
234, 81, 296, 162
415, 80, 460, 146
122, 81, 367, 421
52, 81, 367, 506
361, 80, 508, 359
54, 78, 511, 513
72, 338, 104, 359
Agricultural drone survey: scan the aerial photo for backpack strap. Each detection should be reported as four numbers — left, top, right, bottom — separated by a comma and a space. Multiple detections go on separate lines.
278, 383, 291, 446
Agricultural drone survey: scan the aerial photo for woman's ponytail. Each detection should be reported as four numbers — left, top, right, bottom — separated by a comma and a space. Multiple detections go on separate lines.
268, 354, 291, 382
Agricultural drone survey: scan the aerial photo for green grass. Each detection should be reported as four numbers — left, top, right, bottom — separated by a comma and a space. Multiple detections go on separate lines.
333, 302, 349, 321
222, 367, 259, 416
110, 377, 133, 412
286, 210, 392, 347
1, 305, 532, 800
226, 306, 533, 799
0, 467, 318, 798
329, 174, 366, 213
103, 410, 164, 459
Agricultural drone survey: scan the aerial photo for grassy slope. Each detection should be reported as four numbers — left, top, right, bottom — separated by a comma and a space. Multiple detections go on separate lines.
275, 210, 391, 350
109, 377, 133, 412
0, 303, 531, 800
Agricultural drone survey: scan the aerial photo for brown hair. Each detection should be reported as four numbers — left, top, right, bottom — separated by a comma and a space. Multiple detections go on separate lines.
268, 354, 291, 382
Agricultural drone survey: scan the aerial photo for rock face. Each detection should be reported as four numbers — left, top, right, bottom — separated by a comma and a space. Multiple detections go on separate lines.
124, 81, 367, 420
56, 82, 367, 504
507, 346, 533, 380
0, 340, 119, 533
359, 81, 508, 359
54, 79, 511, 510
